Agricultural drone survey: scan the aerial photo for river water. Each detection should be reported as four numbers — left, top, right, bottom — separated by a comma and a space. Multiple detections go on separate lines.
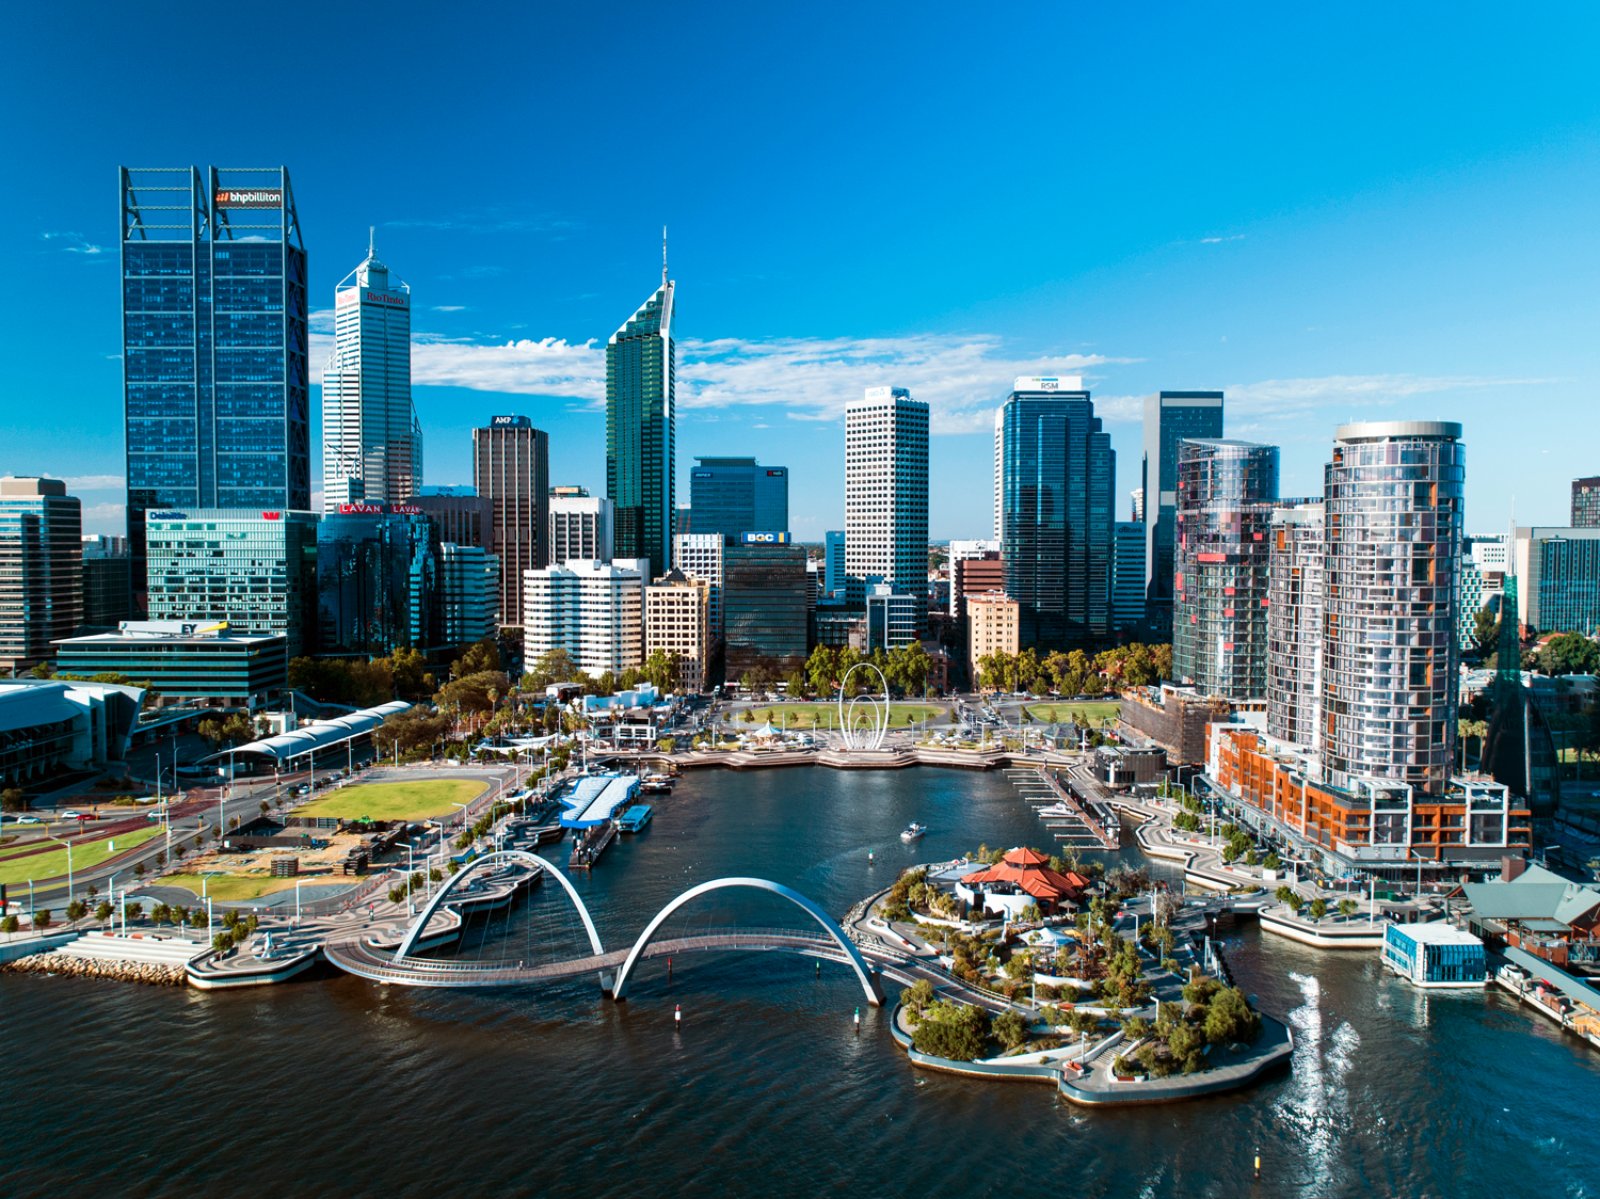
4, 767, 1597, 1198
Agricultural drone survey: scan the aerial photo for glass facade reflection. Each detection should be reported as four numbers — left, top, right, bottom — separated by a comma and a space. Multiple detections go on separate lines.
1141, 392, 1224, 635
1171, 440, 1279, 700
316, 512, 438, 656
689, 457, 787, 543
121, 167, 309, 612
606, 276, 676, 577
999, 383, 1115, 648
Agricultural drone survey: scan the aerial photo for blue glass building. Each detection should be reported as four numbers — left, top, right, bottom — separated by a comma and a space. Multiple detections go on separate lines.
606, 266, 675, 577
315, 509, 438, 656
120, 167, 310, 613
998, 379, 1116, 649
824, 530, 846, 598
1141, 391, 1224, 636
689, 457, 788, 543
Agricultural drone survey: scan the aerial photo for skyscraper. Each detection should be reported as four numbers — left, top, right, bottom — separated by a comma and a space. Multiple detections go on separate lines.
823, 531, 846, 599
436, 543, 499, 648
0, 479, 83, 674
844, 387, 928, 602
1110, 520, 1147, 638
472, 415, 549, 627
1141, 391, 1224, 636
689, 457, 788, 541
1572, 477, 1600, 528
120, 166, 309, 613
1171, 440, 1279, 700
992, 406, 1006, 543
322, 236, 421, 509
998, 377, 1115, 648
316, 509, 438, 656
1322, 421, 1463, 795
80, 536, 132, 631
1266, 502, 1324, 752
607, 257, 676, 577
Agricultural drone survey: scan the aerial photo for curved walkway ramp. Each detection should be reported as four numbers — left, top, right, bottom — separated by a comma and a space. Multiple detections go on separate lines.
393, 849, 604, 962
611, 877, 885, 1006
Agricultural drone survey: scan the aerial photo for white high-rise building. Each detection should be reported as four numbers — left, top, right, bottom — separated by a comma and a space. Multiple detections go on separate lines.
673, 532, 725, 639
322, 237, 421, 511
549, 491, 615, 565
845, 386, 929, 601
522, 559, 644, 678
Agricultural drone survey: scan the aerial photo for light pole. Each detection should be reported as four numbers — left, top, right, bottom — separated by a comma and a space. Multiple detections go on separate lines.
44, 834, 74, 906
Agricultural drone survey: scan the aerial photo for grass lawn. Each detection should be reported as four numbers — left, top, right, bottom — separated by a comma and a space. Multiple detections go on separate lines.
1024, 700, 1122, 725
154, 872, 304, 902
739, 703, 945, 730
298, 778, 488, 822
0, 825, 164, 887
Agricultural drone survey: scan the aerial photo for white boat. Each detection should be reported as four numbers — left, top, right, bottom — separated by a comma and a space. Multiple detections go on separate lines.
1037, 802, 1078, 819
900, 822, 927, 841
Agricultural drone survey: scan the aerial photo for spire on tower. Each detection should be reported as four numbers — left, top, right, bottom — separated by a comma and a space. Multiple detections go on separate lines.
368, 225, 376, 260
662, 224, 669, 285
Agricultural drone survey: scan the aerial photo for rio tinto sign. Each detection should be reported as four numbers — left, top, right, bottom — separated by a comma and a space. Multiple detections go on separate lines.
215, 188, 282, 209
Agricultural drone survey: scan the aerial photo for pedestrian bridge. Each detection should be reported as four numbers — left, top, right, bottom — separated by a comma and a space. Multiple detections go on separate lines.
323, 853, 887, 1006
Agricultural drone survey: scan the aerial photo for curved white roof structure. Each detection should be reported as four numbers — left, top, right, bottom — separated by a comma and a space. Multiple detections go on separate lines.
209, 700, 413, 764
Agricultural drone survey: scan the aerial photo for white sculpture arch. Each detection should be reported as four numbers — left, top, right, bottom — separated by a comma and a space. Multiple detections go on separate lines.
393, 850, 604, 963
836, 662, 890, 750
610, 876, 882, 1006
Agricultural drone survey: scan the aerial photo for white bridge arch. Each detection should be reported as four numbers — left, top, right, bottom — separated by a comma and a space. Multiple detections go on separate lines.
393, 850, 604, 963
610, 877, 883, 1006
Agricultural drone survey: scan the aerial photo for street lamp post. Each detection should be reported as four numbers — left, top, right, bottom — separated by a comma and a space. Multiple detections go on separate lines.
44, 835, 74, 906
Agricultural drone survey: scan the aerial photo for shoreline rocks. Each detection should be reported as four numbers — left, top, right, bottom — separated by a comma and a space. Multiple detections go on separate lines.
1, 952, 187, 986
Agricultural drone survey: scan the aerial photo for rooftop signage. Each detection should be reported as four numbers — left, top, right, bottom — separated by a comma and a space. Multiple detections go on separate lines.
741, 531, 791, 544
215, 188, 282, 209
1013, 376, 1085, 393
489, 415, 531, 428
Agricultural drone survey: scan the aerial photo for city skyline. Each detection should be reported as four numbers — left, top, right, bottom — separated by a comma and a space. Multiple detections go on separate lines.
5, 5, 1599, 539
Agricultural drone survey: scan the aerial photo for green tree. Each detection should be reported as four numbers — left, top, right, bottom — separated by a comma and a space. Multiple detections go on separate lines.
910, 1001, 990, 1061
450, 638, 501, 679
65, 899, 87, 921
900, 978, 936, 1021
1308, 897, 1328, 921
805, 645, 839, 697
94, 901, 113, 922
0, 914, 18, 936
991, 1009, 1028, 1051
1539, 632, 1600, 677
1, 786, 29, 813
1337, 898, 1360, 920
33, 909, 52, 930
1471, 605, 1501, 658
1203, 987, 1262, 1045
641, 648, 681, 693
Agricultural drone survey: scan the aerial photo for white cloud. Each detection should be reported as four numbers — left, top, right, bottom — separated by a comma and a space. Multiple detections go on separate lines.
309, 308, 336, 335
81, 502, 125, 531
62, 474, 125, 491
431, 305, 468, 313
1200, 234, 1246, 245
42, 231, 109, 257
373, 329, 1129, 434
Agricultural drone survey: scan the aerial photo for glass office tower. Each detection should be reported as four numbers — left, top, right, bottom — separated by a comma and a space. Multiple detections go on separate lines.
120, 166, 310, 613
998, 378, 1115, 649
689, 457, 787, 542
1141, 391, 1224, 636
606, 266, 676, 577
315, 510, 438, 656
322, 238, 421, 509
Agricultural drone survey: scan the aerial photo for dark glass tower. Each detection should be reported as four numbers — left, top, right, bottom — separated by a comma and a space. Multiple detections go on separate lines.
606, 264, 676, 578
1141, 391, 1224, 637
999, 379, 1116, 649
689, 457, 787, 542
120, 166, 309, 613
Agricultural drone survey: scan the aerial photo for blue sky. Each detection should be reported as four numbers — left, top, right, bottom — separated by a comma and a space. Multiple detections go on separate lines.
3, 2, 1597, 538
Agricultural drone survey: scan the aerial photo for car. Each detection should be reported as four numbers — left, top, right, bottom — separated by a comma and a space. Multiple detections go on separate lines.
14, 815, 42, 825
60, 810, 84, 820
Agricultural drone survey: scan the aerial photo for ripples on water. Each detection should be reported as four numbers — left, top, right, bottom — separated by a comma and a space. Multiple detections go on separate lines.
5, 768, 1600, 1198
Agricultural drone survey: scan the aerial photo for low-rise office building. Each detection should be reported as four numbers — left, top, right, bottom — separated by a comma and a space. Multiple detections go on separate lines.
54, 621, 287, 708
437, 543, 499, 648
644, 570, 710, 693
722, 541, 807, 680
967, 591, 1019, 685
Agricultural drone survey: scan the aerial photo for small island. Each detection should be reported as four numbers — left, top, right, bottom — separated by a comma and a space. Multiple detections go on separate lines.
866, 847, 1292, 1106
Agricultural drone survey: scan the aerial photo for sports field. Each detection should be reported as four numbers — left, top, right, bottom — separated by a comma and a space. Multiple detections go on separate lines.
0, 826, 164, 887
156, 872, 305, 902
1023, 701, 1121, 725
297, 778, 488, 822
738, 703, 944, 730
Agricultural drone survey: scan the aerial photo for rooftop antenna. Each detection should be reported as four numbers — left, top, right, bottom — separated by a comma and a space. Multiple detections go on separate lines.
368, 225, 376, 259
662, 224, 669, 285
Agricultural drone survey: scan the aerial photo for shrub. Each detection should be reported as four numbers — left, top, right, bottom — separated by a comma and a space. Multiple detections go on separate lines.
991, 1009, 1028, 1051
